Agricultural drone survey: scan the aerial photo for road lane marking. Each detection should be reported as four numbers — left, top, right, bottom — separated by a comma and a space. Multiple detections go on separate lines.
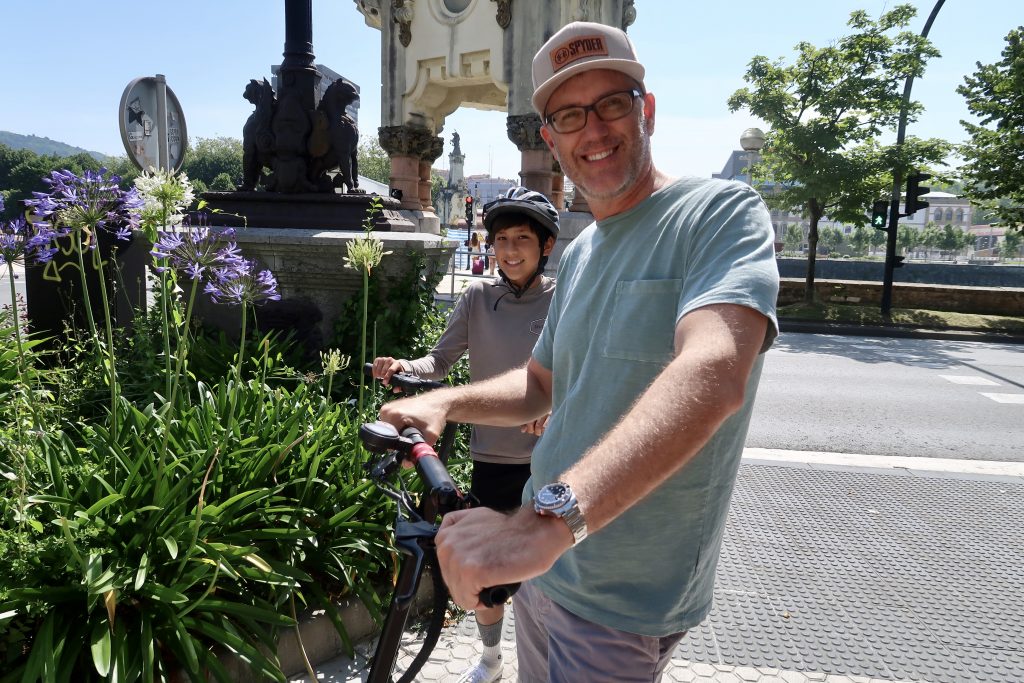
979, 393, 1024, 404
939, 374, 1000, 386
743, 448, 1024, 478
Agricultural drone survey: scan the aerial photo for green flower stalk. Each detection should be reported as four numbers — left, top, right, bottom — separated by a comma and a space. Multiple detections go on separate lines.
25, 169, 143, 442
135, 170, 197, 399
320, 348, 350, 398
344, 196, 390, 414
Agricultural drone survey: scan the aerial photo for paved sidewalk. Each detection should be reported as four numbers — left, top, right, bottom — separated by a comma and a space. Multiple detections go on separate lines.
306, 451, 1024, 682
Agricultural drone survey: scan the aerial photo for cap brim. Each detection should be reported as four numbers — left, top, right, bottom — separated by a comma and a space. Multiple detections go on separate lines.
532, 61, 646, 116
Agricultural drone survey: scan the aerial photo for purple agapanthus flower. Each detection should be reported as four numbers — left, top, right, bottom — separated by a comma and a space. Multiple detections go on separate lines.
24, 168, 142, 247
0, 217, 59, 267
151, 222, 240, 281
204, 258, 281, 306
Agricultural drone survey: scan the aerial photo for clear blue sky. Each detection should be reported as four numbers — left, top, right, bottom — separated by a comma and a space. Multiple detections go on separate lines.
2, 1, 1019, 181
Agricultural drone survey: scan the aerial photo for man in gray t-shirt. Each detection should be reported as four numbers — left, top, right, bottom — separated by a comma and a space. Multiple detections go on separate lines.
380, 21, 779, 682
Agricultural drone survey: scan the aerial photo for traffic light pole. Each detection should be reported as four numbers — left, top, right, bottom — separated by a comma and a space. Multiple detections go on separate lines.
880, 0, 944, 317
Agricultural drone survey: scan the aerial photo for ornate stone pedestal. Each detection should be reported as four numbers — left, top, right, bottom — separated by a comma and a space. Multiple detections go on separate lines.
201, 191, 414, 231
189, 228, 455, 355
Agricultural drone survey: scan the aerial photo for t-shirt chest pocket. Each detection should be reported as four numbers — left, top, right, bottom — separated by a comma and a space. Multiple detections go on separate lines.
602, 279, 682, 364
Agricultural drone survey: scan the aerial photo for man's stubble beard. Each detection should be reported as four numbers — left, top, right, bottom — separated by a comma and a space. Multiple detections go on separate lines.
562, 114, 652, 202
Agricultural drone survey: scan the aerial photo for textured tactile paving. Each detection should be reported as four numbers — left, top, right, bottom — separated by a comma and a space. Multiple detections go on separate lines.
309, 461, 1024, 682
704, 464, 1024, 682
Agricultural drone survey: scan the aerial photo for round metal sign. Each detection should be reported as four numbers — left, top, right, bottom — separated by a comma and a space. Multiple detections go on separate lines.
118, 75, 187, 173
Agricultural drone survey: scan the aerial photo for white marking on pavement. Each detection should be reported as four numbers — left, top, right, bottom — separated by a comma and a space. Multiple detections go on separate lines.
743, 447, 1024, 478
979, 392, 1024, 404
939, 374, 1000, 386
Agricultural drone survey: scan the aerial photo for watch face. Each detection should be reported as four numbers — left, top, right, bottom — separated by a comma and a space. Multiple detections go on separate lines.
537, 483, 571, 509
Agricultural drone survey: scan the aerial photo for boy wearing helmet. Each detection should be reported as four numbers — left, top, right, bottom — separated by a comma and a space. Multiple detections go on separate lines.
371, 187, 558, 683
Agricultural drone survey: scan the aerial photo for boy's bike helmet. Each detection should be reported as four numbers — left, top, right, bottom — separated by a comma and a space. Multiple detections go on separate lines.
480, 187, 561, 305
482, 187, 560, 242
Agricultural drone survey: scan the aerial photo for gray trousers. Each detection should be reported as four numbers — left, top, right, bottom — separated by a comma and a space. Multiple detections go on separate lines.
513, 581, 686, 683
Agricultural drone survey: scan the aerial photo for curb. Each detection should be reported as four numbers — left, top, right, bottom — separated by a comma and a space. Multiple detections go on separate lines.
779, 318, 1024, 344
203, 583, 436, 681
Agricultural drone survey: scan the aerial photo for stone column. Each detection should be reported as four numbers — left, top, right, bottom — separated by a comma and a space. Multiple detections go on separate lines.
418, 136, 444, 213
550, 160, 565, 210
379, 124, 435, 211
507, 114, 553, 198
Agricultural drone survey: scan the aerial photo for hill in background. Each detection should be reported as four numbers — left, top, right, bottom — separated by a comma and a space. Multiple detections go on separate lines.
0, 131, 107, 160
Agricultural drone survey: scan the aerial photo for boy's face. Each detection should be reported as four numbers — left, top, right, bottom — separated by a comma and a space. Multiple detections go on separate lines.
492, 224, 554, 288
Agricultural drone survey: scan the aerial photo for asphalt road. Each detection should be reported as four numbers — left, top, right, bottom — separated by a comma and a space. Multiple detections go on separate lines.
748, 332, 1024, 461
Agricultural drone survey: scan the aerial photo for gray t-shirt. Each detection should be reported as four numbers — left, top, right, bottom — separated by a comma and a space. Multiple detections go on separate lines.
405, 275, 555, 464
530, 177, 779, 636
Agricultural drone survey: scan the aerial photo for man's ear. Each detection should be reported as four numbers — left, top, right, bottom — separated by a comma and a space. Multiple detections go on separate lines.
540, 125, 559, 160
642, 92, 656, 136
542, 236, 556, 256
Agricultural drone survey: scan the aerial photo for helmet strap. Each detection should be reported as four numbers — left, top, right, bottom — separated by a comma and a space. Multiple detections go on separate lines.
494, 254, 548, 310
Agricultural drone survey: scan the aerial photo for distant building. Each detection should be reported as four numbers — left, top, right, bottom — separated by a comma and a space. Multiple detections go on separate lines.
969, 225, 1008, 256
466, 174, 517, 210
270, 64, 360, 122
713, 149, 975, 253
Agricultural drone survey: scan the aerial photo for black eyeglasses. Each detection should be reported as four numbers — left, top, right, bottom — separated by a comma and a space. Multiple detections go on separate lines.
544, 89, 643, 134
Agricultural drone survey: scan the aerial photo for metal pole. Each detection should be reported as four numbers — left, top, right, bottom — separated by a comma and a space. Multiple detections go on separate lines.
155, 74, 170, 172
881, 0, 945, 317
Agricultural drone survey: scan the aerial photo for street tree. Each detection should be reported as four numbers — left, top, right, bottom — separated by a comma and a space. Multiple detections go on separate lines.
957, 27, 1024, 229
1002, 228, 1022, 260
728, 4, 949, 302
181, 137, 243, 189
850, 225, 872, 256
820, 227, 845, 256
869, 225, 887, 254
937, 224, 969, 259
358, 137, 391, 186
897, 224, 918, 256
783, 223, 803, 253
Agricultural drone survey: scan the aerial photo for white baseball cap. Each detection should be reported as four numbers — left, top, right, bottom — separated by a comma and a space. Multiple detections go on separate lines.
531, 21, 646, 116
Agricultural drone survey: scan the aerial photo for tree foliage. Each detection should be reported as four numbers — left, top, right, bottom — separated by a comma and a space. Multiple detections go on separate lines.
728, 4, 950, 301
783, 223, 804, 252
957, 26, 1024, 229
180, 136, 243, 189
0, 143, 103, 220
357, 136, 391, 186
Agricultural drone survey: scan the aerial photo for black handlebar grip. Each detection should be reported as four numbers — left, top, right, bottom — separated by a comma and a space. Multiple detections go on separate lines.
479, 582, 521, 608
415, 453, 461, 509
363, 362, 445, 393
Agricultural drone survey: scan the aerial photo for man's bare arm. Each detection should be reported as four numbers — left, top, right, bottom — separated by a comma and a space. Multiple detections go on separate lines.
434, 303, 770, 606
561, 303, 767, 535
378, 358, 553, 444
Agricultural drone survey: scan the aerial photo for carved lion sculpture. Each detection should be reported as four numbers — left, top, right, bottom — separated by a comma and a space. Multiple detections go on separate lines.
239, 78, 276, 191
308, 79, 361, 194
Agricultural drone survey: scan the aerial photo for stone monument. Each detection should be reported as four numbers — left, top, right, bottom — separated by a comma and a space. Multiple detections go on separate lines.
189, 0, 453, 354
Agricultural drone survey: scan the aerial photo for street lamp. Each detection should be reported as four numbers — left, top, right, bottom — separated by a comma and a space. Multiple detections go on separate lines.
739, 127, 765, 184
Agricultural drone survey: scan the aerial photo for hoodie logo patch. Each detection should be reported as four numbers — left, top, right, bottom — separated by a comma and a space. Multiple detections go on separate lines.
530, 318, 546, 335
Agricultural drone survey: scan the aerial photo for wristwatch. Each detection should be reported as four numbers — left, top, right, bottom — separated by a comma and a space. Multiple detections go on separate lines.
534, 482, 588, 545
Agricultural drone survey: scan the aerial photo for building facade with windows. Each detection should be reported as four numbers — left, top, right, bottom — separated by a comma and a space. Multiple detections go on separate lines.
714, 149, 976, 253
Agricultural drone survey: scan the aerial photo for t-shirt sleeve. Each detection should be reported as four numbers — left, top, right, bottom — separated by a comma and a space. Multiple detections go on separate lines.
533, 261, 569, 372
677, 183, 780, 352
404, 284, 472, 379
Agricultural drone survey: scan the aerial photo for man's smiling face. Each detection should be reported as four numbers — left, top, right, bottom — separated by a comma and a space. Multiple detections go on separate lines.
541, 69, 655, 215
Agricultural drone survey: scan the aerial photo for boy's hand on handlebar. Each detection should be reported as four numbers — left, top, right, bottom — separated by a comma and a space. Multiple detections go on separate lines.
521, 413, 550, 436
435, 505, 573, 610
371, 356, 405, 391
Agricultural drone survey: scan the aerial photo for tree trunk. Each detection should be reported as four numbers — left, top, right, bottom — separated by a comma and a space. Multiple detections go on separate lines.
803, 200, 823, 303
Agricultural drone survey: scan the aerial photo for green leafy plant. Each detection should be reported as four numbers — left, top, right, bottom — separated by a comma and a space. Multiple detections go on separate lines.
1, 169, 403, 681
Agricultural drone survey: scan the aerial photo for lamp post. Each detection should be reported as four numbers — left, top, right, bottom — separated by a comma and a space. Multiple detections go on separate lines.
739, 127, 765, 185
740, 128, 777, 249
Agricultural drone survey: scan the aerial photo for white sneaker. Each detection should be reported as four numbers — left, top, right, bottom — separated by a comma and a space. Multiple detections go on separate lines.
456, 658, 502, 683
